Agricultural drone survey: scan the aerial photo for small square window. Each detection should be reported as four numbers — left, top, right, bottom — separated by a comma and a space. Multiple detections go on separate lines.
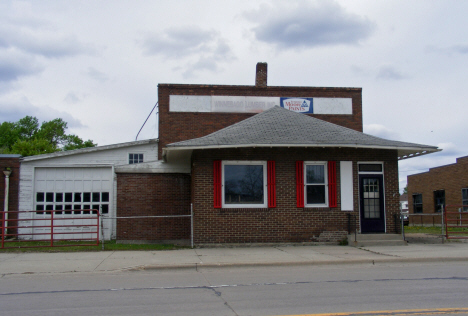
36, 192, 44, 202
92, 193, 100, 202
65, 193, 73, 203
56, 193, 63, 202
74, 193, 82, 202
83, 192, 91, 202
129, 153, 144, 164
102, 192, 109, 202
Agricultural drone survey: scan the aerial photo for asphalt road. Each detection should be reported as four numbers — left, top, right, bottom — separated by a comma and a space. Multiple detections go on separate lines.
1, 261, 468, 316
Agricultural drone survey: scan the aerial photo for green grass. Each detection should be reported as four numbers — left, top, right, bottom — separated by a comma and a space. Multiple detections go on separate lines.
405, 226, 468, 234
0, 240, 187, 252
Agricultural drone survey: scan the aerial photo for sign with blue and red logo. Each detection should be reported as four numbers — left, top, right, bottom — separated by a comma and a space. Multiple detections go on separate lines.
280, 98, 314, 113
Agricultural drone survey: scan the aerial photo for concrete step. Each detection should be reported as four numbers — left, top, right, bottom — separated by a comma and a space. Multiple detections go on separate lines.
348, 234, 407, 247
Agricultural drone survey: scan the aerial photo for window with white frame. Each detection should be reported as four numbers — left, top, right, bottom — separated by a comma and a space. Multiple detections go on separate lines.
462, 188, 468, 212
222, 161, 267, 208
305, 162, 328, 207
129, 153, 143, 164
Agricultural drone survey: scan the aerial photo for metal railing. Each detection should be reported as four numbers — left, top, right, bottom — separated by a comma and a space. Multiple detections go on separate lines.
1, 210, 100, 249
444, 205, 468, 240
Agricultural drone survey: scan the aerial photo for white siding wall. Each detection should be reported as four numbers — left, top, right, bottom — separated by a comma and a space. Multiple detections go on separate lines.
18, 142, 158, 240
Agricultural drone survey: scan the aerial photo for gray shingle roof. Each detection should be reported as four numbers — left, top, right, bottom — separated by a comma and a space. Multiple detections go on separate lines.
166, 106, 439, 160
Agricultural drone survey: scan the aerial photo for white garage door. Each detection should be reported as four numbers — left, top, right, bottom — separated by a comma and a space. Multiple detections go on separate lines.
33, 167, 113, 240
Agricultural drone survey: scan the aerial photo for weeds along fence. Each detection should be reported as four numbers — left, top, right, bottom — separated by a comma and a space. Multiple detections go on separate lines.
1, 210, 100, 249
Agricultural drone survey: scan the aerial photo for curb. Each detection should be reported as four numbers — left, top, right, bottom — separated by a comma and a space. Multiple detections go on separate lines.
132, 256, 468, 271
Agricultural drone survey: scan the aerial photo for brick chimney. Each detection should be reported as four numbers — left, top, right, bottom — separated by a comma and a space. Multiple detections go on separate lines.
255, 62, 267, 87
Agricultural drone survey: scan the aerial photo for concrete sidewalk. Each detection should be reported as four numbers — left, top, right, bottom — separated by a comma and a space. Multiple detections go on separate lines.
1, 243, 468, 275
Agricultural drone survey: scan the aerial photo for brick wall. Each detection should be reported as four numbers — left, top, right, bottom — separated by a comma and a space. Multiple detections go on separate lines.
116, 173, 191, 241
0, 157, 21, 236
191, 147, 399, 245
407, 156, 468, 225
158, 84, 363, 158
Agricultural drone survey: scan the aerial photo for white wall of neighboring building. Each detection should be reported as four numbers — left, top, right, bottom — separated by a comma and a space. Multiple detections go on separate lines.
18, 140, 158, 240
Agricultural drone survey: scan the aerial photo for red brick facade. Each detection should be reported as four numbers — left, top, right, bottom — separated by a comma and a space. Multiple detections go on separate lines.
116, 173, 191, 241
191, 147, 400, 245
0, 156, 21, 236
407, 156, 468, 225
158, 84, 363, 158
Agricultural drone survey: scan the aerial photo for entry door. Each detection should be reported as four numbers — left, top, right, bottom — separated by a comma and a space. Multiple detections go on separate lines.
359, 174, 385, 233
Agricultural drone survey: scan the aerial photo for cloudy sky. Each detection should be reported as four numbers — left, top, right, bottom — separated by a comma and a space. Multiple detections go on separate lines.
1, 0, 468, 191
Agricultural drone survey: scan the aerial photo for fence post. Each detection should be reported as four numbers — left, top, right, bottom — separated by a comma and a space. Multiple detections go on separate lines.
441, 205, 445, 239
50, 210, 54, 247
190, 203, 194, 249
1, 209, 4, 249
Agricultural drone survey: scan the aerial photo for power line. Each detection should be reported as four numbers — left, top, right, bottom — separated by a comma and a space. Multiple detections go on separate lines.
135, 102, 158, 141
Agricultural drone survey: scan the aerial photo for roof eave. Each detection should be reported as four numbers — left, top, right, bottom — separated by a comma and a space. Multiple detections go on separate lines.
163, 144, 441, 160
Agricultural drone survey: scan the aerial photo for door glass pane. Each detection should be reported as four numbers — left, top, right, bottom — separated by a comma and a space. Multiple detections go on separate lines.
363, 178, 380, 219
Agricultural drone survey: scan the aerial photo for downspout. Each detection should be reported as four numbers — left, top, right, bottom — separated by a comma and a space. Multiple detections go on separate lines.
3, 169, 11, 235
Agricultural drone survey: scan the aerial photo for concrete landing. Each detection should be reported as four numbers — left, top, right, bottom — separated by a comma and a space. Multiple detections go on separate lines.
348, 233, 407, 247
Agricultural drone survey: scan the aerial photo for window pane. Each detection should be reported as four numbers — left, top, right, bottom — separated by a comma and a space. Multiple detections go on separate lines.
306, 165, 324, 184
92, 192, 100, 202
224, 165, 264, 205
83, 192, 91, 202
359, 164, 383, 172
55, 193, 63, 202
306, 185, 326, 204
102, 204, 109, 214
74, 193, 82, 202
36, 192, 44, 202
65, 193, 73, 202
102, 192, 109, 202
46, 192, 54, 202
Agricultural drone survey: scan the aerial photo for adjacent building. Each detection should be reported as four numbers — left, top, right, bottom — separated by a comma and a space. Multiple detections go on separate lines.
407, 156, 468, 225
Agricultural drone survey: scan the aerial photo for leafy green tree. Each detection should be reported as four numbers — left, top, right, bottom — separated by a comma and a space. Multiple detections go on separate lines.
0, 116, 96, 156
11, 139, 57, 157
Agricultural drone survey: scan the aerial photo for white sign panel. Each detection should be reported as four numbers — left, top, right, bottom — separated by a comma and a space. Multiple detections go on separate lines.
212, 96, 279, 113
169, 95, 352, 115
314, 98, 352, 115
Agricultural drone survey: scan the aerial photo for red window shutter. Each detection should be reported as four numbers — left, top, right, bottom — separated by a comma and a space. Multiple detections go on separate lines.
213, 160, 222, 208
296, 161, 304, 208
267, 161, 276, 208
328, 161, 337, 208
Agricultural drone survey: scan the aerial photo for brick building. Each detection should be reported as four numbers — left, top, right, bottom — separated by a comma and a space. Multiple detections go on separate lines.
407, 156, 468, 225
10, 62, 440, 245
116, 62, 439, 245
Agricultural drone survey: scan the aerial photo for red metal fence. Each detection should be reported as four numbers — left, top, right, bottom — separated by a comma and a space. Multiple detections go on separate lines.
444, 205, 468, 240
1, 210, 100, 249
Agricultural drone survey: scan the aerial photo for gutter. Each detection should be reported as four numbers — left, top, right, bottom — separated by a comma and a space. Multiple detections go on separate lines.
163, 144, 441, 160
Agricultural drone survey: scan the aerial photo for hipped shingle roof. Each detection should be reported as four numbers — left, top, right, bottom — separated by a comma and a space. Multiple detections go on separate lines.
165, 106, 439, 160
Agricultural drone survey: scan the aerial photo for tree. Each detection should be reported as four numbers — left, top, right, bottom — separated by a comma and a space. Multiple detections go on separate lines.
0, 116, 97, 157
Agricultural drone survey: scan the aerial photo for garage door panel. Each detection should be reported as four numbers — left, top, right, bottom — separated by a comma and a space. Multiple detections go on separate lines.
34, 167, 113, 240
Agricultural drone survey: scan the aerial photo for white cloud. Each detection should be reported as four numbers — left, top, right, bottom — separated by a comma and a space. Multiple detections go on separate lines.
245, 1, 375, 50
364, 124, 400, 140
